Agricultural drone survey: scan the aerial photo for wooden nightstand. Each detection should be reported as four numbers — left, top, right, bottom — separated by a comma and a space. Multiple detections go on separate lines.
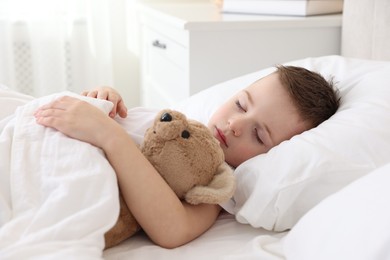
137, 3, 342, 108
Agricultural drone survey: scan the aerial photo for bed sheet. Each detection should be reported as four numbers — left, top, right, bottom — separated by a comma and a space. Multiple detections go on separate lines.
103, 213, 286, 260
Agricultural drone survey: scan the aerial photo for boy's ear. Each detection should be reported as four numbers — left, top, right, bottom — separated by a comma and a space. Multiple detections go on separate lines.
184, 163, 236, 205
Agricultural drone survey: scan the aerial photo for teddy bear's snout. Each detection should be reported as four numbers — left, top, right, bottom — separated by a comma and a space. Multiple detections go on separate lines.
156, 112, 191, 140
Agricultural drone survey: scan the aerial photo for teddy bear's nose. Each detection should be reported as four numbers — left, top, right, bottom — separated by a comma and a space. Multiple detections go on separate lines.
160, 112, 172, 122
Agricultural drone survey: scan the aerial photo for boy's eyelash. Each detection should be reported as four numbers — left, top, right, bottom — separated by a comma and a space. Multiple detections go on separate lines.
254, 128, 264, 144
235, 100, 246, 111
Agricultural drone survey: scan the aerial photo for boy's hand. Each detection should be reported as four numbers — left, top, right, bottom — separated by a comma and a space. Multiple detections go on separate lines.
35, 96, 123, 149
82, 86, 128, 118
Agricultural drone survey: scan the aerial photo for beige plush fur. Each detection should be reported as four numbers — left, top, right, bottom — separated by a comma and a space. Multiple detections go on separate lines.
104, 109, 236, 249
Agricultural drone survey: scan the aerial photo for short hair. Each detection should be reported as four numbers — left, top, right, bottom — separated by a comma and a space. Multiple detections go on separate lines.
276, 65, 340, 127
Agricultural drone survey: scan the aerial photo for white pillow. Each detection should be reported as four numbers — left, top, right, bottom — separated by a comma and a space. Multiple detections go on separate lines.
283, 162, 390, 260
174, 55, 390, 231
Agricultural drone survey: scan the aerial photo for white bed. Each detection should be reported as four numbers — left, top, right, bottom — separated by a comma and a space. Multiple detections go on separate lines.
1, 0, 390, 259
102, 55, 390, 260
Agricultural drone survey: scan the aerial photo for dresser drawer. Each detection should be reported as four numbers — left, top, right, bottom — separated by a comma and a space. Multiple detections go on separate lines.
142, 27, 188, 107
143, 56, 187, 107
144, 27, 187, 69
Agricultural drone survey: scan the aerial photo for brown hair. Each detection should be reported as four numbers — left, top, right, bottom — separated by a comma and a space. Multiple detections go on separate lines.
276, 65, 340, 127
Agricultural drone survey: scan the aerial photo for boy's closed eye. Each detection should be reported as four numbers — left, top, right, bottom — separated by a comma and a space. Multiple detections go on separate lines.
235, 100, 246, 112
253, 128, 264, 145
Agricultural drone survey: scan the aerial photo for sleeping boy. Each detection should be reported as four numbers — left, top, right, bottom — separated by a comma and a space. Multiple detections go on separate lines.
34, 65, 339, 248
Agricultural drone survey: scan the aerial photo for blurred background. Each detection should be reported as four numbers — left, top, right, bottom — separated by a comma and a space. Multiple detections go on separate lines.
0, 0, 209, 107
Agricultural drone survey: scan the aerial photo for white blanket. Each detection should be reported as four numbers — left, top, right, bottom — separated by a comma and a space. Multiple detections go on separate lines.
0, 91, 119, 260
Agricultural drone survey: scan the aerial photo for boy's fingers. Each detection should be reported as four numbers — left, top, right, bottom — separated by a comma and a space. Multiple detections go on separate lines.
86, 90, 98, 98
117, 100, 128, 118
97, 91, 109, 100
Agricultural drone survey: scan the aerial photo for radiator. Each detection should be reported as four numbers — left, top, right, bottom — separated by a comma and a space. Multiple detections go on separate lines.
1, 19, 94, 96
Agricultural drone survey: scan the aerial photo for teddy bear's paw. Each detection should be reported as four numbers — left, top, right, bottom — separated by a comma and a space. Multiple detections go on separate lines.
104, 194, 140, 249
185, 163, 236, 205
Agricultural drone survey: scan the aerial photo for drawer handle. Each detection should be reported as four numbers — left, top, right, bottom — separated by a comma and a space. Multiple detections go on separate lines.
152, 40, 166, 49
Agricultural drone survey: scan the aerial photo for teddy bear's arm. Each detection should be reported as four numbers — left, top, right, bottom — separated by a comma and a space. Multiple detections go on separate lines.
185, 163, 236, 205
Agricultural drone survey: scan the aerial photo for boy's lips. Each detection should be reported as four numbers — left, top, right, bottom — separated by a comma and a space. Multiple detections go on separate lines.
215, 127, 228, 147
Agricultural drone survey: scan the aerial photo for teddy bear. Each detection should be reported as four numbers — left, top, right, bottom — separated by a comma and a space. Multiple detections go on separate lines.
104, 109, 236, 249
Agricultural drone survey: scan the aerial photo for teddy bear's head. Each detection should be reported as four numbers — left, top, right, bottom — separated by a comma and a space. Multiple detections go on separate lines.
141, 109, 235, 205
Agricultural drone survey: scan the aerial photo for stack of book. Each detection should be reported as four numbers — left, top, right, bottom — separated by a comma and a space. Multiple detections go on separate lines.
221, 0, 344, 16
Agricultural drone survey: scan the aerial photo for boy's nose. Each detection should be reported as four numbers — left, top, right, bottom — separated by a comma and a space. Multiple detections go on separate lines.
228, 118, 243, 137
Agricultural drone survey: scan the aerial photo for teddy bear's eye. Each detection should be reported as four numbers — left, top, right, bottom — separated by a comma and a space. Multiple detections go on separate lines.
160, 112, 172, 122
181, 130, 190, 139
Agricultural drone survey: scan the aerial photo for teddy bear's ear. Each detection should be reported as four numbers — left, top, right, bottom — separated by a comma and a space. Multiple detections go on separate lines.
184, 163, 236, 205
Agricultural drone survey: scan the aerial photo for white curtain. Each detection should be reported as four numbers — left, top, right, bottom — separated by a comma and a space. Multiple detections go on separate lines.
0, 0, 114, 97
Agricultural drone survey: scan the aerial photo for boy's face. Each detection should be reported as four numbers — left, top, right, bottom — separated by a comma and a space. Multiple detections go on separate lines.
208, 72, 310, 168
